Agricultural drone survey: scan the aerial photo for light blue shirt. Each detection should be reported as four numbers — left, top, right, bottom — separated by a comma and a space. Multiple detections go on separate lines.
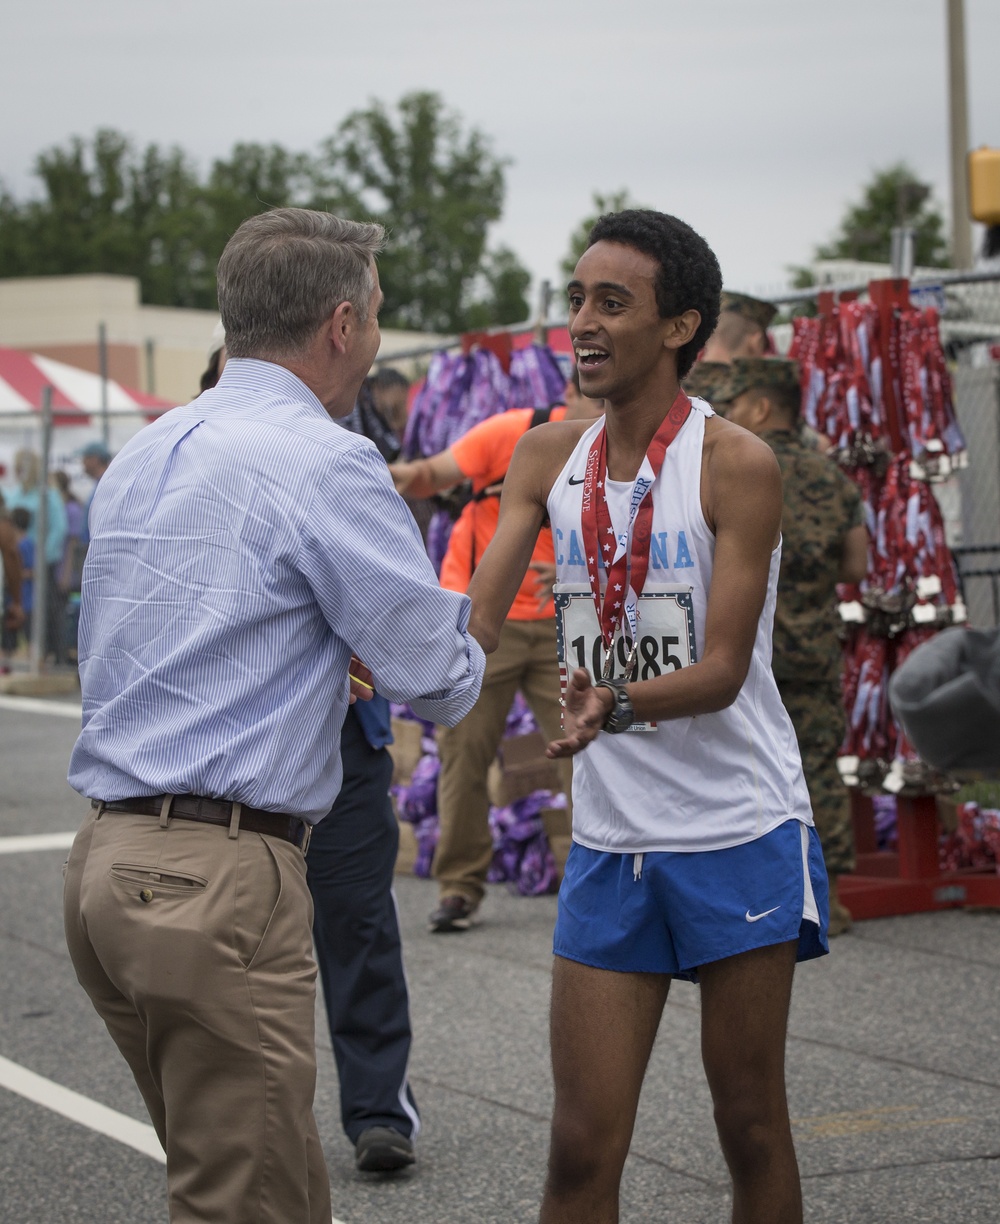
6, 485, 67, 566
69, 359, 485, 821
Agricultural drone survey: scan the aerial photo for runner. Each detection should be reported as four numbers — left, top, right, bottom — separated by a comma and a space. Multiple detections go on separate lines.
466, 209, 828, 1224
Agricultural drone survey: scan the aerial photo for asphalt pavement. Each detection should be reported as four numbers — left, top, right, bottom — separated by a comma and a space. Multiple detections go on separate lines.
1, 696, 998, 1223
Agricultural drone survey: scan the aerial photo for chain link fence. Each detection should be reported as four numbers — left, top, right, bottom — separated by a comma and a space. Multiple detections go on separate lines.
0, 406, 154, 675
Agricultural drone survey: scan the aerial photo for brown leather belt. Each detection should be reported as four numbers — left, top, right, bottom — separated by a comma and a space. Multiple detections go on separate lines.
95, 794, 312, 853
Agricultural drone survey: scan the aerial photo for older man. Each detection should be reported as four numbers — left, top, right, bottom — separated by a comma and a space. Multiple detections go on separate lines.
63, 209, 484, 1224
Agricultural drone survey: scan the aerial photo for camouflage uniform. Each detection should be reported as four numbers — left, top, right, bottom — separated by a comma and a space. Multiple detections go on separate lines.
682, 360, 732, 404
719, 291, 778, 333
718, 358, 865, 876
766, 426, 864, 877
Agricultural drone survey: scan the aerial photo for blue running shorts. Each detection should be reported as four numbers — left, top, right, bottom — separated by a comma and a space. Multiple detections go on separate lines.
553, 819, 829, 982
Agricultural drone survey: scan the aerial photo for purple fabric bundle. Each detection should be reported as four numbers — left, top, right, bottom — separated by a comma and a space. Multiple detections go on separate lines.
402, 344, 567, 463
508, 345, 568, 411
424, 510, 454, 577
402, 350, 507, 460
504, 690, 540, 737
396, 752, 441, 878
487, 791, 562, 896
391, 697, 564, 894
871, 794, 898, 850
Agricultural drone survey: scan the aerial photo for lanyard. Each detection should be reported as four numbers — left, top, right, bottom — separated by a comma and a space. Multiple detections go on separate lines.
581, 391, 691, 677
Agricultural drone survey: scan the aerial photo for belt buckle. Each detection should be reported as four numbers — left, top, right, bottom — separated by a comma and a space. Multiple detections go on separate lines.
299, 820, 312, 856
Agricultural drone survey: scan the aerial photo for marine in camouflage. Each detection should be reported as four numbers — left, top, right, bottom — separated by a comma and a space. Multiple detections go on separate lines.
724, 356, 865, 880
766, 427, 864, 877
777, 679, 855, 876
723, 356, 800, 401
720, 291, 778, 333
766, 428, 865, 683
682, 360, 733, 403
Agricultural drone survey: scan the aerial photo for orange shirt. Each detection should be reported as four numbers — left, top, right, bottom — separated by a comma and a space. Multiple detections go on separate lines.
440, 406, 566, 620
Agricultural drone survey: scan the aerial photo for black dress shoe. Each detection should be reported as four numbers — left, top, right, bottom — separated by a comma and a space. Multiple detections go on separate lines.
355, 1127, 416, 1172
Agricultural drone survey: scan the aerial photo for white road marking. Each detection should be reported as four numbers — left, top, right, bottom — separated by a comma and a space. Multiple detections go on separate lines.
0, 1054, 165, 1162
0, 695, 82, 720
0, 1055, 352, 1222
0, 833, 76, 855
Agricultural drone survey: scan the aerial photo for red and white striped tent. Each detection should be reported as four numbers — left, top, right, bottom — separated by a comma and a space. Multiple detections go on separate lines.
0, 345, 174, 426
0, 346, 176, 483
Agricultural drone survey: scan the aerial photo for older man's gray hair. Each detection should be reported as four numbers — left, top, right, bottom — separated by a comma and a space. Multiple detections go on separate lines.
218, 209, 386, 360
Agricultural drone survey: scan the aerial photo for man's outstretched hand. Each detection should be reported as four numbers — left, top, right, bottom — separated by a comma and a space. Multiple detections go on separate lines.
546, 668, 612, 758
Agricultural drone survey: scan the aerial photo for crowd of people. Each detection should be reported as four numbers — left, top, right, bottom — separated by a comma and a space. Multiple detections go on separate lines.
47, 203, 880, 1224
0, 441, 111, 670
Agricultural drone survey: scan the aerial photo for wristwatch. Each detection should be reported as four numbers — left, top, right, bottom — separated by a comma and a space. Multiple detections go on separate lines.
594, 678, 635, 734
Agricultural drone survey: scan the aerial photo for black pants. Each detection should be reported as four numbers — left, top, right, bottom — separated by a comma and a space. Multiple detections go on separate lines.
306, 706, 419, 1143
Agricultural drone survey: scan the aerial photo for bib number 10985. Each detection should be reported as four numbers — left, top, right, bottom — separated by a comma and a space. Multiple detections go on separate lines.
569, 632, 684, 681
554, 585, 698, 734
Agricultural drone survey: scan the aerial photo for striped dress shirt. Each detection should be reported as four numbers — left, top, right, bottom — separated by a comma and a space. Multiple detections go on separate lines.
68, 359, 485, 822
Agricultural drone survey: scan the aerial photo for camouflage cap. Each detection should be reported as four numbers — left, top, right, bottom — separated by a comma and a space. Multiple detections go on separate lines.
725, 357, 801, 401
720, 291, 778, 332
682, 361, 733, 403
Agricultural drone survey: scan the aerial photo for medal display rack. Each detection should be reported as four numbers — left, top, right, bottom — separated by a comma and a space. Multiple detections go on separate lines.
842, 790, 1000, 919
792, 277, 1000, 918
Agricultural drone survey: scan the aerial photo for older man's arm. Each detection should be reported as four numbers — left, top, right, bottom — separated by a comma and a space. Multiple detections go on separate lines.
299, 444, 484, 726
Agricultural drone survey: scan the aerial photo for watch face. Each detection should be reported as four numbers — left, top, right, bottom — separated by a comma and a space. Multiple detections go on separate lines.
608, 688, 634, 732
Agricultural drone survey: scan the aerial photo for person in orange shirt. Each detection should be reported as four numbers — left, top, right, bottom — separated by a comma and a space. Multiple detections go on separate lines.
391, 369, 603, 931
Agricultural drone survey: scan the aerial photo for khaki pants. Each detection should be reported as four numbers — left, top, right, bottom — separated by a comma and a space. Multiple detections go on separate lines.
63, 806, 331, 1224
434, 617, 573, 904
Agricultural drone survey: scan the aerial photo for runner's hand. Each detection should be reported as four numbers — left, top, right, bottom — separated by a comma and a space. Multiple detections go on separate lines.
546, 668, 612, 758
348, 655, 375, 704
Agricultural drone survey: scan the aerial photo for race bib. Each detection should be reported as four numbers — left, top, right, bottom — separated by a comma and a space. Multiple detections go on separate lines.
554, 584, 697, 733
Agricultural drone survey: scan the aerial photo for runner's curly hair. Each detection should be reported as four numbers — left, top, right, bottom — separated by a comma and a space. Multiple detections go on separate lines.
587, 210, 722, 379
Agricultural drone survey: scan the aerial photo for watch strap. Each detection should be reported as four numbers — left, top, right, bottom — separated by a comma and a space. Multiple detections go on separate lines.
594, 678, 635, 734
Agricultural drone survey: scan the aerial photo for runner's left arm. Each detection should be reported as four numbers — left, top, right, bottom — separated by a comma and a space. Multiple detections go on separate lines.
548, 426, 783, 756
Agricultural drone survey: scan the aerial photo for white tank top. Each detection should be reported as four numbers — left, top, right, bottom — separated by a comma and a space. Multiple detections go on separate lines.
547, 398, 813, 854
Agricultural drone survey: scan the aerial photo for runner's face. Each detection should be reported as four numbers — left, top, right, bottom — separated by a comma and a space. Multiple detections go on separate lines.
567, 242, 674, 403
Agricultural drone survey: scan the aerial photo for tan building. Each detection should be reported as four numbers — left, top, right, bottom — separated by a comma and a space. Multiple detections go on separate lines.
0, 275, 218, 405
0, 274, 449, 405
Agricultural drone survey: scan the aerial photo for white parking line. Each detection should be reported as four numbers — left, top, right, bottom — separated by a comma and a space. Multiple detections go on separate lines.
0, 1054, 165, 1162
0, 1055, 352, 1222
0, 695, 82, 720
0, 833, 76, 855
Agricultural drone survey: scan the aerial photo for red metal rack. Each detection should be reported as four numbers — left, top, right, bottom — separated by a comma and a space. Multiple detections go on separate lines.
832, 277, 1000, 918
840, 793, 1000, 918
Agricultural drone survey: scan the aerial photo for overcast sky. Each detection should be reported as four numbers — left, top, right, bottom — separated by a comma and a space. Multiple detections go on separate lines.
5, 0, 999, 311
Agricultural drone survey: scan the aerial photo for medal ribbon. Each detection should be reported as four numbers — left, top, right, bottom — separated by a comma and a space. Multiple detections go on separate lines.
581, 391, 692, 662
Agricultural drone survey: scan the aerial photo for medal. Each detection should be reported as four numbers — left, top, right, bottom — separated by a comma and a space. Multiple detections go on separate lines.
581, 391, 692, 680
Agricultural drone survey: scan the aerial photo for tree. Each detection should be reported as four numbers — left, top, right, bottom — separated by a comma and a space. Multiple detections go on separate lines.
462, 246, 532, 330
0, 129, 218, 308
0, 98, 531, 328
561, 189, 648, 281
315, 91, 530, 332
815, 163, 949, 267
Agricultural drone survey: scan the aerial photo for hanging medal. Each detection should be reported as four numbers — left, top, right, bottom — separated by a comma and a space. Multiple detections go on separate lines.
580, 390, 692, 680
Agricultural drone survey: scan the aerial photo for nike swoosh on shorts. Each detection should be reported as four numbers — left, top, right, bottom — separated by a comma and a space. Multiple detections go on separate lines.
745, 906, 781, 922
